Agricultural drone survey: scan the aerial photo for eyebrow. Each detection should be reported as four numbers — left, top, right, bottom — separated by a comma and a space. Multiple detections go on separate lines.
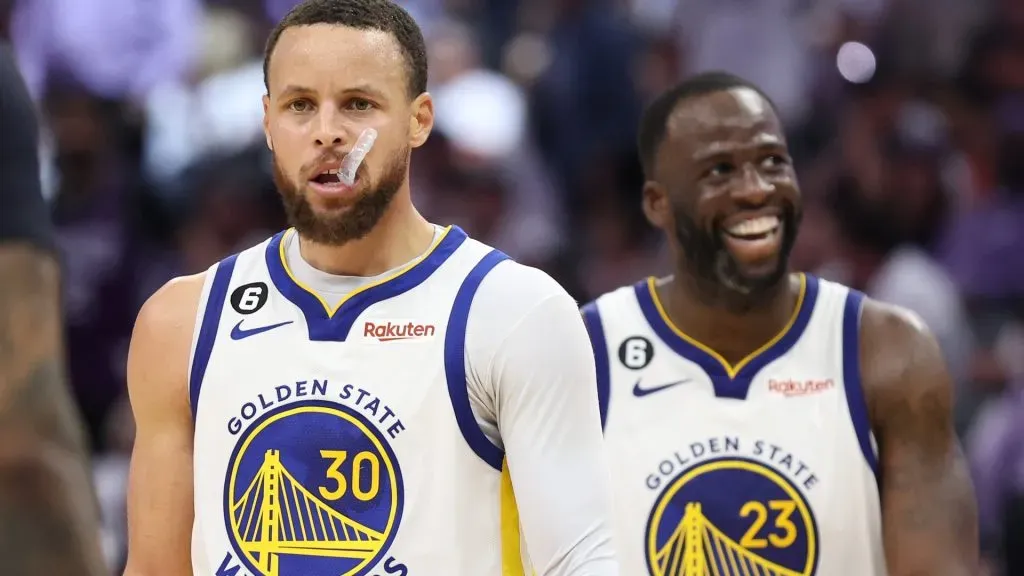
277, 84, 388, 101
692, 139, 787, 162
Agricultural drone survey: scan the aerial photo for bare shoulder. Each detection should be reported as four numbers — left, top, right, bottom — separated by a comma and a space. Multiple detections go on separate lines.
857, 296, 951, 438
127, 273, 208, 418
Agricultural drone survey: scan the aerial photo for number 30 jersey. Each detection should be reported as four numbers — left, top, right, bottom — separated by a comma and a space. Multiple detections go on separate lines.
186, 226, 541, 576
581, 274, 886, 575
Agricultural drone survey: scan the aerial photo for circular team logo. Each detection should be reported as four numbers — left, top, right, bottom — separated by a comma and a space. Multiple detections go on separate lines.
224, 400, 403, 576
645, 457, 818, 575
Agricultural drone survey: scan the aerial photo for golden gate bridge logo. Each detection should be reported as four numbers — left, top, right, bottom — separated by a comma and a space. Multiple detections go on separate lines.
645, 458, 818, 576
225, 402, 403, 576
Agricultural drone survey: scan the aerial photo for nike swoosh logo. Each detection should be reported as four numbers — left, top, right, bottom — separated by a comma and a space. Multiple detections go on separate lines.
230, 320, 293, 340
633, 379, 691, 397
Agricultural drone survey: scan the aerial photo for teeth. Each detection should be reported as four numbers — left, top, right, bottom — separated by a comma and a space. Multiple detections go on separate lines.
325, 169, 338, 175
726, 215, 779, 237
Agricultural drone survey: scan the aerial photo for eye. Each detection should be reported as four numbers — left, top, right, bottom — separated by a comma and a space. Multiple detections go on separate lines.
761, 154, 789, 169
348, 98, 374, 112
705, 162, 735, 179
287, 99, 313, 113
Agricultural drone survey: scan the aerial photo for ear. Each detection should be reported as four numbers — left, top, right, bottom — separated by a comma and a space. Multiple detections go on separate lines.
408, 92, 434, 148
642, 180, 671, 229
262, 94, 273, 151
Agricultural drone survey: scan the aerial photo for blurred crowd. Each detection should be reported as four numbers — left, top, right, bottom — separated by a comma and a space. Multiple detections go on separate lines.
1, 0, 1022, 573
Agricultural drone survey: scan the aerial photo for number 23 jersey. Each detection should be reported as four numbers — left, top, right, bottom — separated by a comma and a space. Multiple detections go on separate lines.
581, 274, 886, 576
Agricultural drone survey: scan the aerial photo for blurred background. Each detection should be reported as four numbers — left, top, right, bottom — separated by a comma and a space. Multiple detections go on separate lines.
1, 0, 1022, 573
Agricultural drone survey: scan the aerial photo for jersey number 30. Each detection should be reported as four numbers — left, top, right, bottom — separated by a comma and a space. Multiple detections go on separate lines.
318, 449, 381, 502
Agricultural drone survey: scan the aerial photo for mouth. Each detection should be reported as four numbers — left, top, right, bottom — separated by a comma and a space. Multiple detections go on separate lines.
719, 214, 784, 264
308, 167, 355, 198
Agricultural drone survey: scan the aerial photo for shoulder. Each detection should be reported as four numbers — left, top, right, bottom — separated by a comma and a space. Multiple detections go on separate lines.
473, 257, 576, 318
127, 272, 208, 416
463, 259, 587, 363
857, 296, 952, 429
133, 272, 208, 339
129, 272, 208, 379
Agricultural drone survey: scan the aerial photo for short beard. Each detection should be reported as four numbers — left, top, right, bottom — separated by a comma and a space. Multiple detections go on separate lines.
673, 204, 800, 304
273, 147, 408, 246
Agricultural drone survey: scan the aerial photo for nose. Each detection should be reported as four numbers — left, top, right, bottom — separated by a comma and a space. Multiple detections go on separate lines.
732, 164, 774, 206
311, 107, 348, 148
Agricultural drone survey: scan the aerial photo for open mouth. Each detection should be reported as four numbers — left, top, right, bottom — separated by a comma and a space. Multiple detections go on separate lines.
312, 169, 342, 185
719, 214, 784, 264
722, 215, 780, 241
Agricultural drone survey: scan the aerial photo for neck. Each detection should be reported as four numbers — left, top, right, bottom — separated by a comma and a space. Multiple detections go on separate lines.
296, 196, 435, 276
658, 272, 800, 365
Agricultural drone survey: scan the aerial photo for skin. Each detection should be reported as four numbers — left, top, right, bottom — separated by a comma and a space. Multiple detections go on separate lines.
0, 45, 106, 575
0, 247, 108, 576
643, 86, 979, 574
123, 24, 437, 575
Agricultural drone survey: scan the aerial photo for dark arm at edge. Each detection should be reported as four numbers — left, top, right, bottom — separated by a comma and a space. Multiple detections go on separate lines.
0, 43, 107, 576
862, 300, 979, 575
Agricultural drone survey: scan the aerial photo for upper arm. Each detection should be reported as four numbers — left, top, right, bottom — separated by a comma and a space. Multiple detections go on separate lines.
123, 274, 205, 576
476, 269, 618, 575
860, 300, 979, 575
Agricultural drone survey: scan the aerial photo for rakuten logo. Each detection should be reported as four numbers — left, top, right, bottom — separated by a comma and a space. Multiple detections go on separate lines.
363, 321, 436, 342
768, 378, 835, 397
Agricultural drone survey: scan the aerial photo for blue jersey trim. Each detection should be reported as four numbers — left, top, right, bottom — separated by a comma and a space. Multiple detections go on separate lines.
444, 249, 510, 471
635, 274, 820, 400
189, 254, 237, 420
842, 288, 879, 479
266, 226, 467, 341
580, 301, 611, 430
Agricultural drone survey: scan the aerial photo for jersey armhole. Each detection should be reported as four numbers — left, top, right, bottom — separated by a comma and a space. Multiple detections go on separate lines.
842, 288, 880, 481
188, 255, 238, 421
444, 249, 510, 472
580, 301, 611, 431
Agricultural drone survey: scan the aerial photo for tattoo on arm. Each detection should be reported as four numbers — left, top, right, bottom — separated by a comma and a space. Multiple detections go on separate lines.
0, 247, 106, 576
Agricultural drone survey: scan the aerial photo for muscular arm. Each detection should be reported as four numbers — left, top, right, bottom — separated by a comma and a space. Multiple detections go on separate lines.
123, 275, 204, 576
0, 43, 107, 576
861, 300, 979, 575
471, 266, 619, 575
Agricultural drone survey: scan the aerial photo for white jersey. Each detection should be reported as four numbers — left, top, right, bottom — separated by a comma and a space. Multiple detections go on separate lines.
186, 225, 617, 576
581, 274, 886, 575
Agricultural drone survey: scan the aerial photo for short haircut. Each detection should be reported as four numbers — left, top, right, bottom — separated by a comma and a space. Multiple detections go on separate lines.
636, 71, 776, 179
263, 0, 428, 99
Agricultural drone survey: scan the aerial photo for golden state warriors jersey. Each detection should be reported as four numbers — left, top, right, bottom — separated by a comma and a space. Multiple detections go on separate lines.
581, 274, 886, 575
187, 226, 533, 576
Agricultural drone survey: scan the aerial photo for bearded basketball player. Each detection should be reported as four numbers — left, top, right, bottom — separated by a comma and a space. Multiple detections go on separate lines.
122, 1, 619, 575
581, 72, 979, 575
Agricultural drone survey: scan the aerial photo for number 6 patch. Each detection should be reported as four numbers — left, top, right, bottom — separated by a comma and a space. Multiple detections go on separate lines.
618, 336, 654, 370
230, 282, 269, 315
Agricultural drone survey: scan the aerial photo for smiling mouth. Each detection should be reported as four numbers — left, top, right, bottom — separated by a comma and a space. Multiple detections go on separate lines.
719, 214, 784, 263
722, 215, 780, 240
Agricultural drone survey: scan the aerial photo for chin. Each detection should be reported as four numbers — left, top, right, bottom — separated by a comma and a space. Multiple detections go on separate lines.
715, 251, 788, 295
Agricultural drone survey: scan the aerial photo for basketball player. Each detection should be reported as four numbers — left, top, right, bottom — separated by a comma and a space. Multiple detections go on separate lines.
0, 44, 107, 575
581, 72, 979, 575
122, 1, 619, 575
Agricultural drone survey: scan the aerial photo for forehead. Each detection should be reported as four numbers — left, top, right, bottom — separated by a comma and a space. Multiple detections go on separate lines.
662, 87, 784, 158
268, 24, 406, 96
